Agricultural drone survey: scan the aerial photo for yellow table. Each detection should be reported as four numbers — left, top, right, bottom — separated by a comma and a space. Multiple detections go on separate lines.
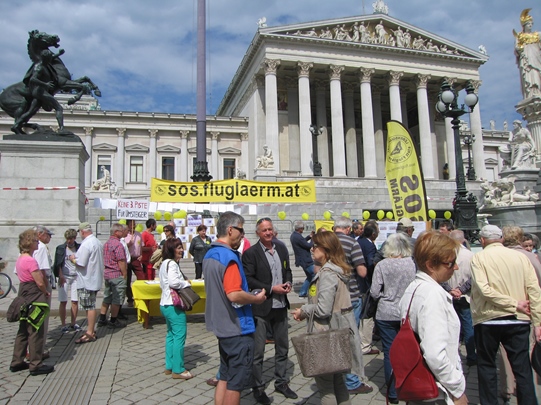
131, 280, 205, 328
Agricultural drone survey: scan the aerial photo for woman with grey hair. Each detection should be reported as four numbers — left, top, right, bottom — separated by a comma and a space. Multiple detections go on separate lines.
370, 232, 416, 403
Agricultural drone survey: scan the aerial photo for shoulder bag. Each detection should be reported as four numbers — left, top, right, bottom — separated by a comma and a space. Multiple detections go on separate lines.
389, 285, 439, 402
291, 269, 353, 377
166, 261, 201, 311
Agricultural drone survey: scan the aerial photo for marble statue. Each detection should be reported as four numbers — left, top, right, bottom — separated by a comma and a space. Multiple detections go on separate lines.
514, 9, 541, 99
256, 145, 274, 169
504, 120, 509, 131
373, 0, 389, 15
234, 168, 247, 179
480, 177, 539, 209
478, 45, 488, 55
92, 166, 113, 191
257, 17, 267, 28
391, 26, 405, 48
509, 120, 536, 169
490, 120, 496, 130
375, 21, 388, 44
0, 30, 101, 135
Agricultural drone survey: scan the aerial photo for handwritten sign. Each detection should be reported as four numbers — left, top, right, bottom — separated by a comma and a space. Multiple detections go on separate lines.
116, 199, 149, 220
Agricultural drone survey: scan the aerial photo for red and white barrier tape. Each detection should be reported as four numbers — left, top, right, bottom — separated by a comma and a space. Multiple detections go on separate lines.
2, 186, 88, 204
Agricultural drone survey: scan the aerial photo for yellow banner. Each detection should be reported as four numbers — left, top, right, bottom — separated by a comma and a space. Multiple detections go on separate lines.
151, 178, 317, 203
313, 220, 334, 232
385, 121, 428, 221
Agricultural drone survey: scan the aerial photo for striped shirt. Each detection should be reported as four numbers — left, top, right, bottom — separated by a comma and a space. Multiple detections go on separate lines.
336, 232, 365, 302
103, 236, 126, 280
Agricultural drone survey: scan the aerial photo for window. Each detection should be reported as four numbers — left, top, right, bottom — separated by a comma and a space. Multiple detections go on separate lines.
162, 157, 175, 180
224, 158, 236, 179
129, 156, 144, 183
97, 155, 111, 179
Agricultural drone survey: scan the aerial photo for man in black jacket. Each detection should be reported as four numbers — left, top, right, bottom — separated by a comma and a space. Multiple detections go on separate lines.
243, 218, 297, 404
289, 220, 314, 297
53, 229, 81, 332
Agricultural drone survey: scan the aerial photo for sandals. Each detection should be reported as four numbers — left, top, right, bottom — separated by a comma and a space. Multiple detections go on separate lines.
75, 332, 97, 344
172, 370, 194, 380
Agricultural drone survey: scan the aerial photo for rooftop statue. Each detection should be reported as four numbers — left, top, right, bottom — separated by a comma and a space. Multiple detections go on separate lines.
514, 9, 541, 99
0, 30, 101, 134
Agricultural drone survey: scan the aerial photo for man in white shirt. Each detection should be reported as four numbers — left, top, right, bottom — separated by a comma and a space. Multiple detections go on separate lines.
33, 225, 53, 353
70, 222, 104, 344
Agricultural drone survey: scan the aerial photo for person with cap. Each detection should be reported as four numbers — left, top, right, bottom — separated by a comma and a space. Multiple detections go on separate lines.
471, 224, 541, 405
69, 222, 104, 344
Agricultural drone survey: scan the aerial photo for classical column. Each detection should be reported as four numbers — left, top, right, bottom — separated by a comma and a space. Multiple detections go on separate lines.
83, 127, 93, 188
263, 58, 281, 174
372, 85, 385, 177
286, 77, 300, 173
240, 133, 249, 177
329, 65, 347, 177
180, 130, 189, 182
211, 132, 219, 178
343, 82, 358, 177
428, 89, 441, 179
253, 75, 266, 175
415, 74, 434, 179
148, 129, 158, 181
469, 80, 486, 180
315, 80, 330, 176
116, 128, 126, 188
400, 91, 409, 128
360, 68, 377, 178
298, 62, 313, 175
388, 71, 404, 122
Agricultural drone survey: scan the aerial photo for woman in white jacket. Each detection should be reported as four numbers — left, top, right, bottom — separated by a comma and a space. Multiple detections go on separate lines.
159, 238, 193, 380
400, 231, 467, 405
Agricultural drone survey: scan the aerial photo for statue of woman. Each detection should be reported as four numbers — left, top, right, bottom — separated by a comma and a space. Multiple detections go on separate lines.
515, 9, 541, 99
509, 120, 536, 169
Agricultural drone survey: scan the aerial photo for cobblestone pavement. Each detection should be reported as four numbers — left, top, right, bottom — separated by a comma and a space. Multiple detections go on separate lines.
0, 310, 522, 405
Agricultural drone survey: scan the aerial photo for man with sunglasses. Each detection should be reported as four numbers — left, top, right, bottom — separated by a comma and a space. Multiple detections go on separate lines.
243, 217, 297, 403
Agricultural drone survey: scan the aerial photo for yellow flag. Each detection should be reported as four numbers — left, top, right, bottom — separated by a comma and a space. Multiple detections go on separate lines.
385, 121, 428, 221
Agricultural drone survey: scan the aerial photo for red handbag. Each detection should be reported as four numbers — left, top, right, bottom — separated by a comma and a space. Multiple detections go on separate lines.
389, 286, 439, 402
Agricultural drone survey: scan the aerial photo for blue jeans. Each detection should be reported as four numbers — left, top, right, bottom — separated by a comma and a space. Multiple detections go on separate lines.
453, 299, 476, 362
299, 264, 315, 297
160, 305, 187, 374
375, 319, 401, 400
345, 299, 363, 390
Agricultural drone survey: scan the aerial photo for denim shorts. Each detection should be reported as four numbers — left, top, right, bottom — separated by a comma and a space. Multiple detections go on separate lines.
77, 288, 97, 310
218, 334, 254, 391
103, 277, 127, 305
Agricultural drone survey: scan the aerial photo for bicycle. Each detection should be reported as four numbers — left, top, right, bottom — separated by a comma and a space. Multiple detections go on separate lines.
0, 258, 13, 299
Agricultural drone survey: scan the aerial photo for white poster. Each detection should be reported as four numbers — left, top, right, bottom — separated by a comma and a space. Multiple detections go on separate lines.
116, 199, 149, 220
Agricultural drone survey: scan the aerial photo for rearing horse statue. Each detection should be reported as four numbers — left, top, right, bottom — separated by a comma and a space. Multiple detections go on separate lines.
0, 30, 101, 134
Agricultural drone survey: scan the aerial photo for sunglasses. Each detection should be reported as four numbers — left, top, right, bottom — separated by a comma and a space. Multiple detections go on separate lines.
231, 226, 245, 235
256, 217, 272, 225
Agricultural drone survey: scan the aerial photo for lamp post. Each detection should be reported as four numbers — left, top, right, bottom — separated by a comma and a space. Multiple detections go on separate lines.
436, 80, 479, 237
463, 134, 476, 181
309, 124, 323, 176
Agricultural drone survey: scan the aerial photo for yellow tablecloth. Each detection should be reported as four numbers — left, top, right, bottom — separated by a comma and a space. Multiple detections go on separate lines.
131, 280, 206, 324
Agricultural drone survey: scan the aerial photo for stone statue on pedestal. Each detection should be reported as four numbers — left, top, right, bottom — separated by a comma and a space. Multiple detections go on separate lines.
514, 9, 541, 99
256, 145, 274, 169
92, 166, 114, 191
480, 177, 539, 209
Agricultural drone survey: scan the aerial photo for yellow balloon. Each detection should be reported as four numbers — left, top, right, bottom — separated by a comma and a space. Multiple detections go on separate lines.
302, 213, 310, 221
164, 212, 172, 221
156, 225, 164, 234
118, 219, 126, 225
154, 211, 162, 220
362, 211, 370, 220
135, 224, 144, 232
342, 212, 350, 218
428, 209, 436, 219
99, 216, 105, 221
277, 211, 287, 220
386, 211, 393, 220
444, 211, 452, 220
377, 210, 384, 220
179, 210, 187, 219
323, 211, 332, 220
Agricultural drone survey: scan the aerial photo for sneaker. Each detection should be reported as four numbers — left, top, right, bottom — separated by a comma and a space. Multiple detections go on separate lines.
70, 323, 81, 331
61, 325, 70, 333
97, 319, 108, 327
107, 320, 125, 329
348, 383, 374, 394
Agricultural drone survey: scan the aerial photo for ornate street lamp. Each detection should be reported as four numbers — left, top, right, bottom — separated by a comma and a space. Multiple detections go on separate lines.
463, 134, 476, 181
309, 124, 323, 176
436, 80, 479, 237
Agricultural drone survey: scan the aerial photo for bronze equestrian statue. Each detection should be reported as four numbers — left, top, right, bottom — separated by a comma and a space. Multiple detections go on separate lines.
0, 30, 101, 134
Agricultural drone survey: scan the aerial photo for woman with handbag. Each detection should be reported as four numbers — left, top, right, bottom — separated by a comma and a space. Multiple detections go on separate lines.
158, 238, 193, 380
291, 231, 363, 405
399, 231, 467, 405
370, 232, 416, 404
188, 224, 211, 279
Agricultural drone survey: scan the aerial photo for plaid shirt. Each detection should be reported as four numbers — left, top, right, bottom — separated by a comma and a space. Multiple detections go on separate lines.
103, 236, 126, 280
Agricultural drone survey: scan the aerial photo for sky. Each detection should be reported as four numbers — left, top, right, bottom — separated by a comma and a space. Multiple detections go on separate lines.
0, 0, 537, 130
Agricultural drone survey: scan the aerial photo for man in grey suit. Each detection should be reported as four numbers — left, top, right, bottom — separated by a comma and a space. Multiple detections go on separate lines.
243, 217, 297, 404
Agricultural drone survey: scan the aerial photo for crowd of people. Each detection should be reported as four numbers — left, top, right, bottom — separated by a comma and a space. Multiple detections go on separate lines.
8, 214, 541, 405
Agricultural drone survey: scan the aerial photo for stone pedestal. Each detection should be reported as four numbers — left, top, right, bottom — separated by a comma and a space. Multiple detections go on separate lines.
500, 168, 539, 193
253, 168, 277, 182
0, 132, 89, 261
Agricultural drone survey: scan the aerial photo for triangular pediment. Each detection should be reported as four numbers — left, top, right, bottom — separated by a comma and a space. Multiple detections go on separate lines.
218, 147, 241, 156
125, 144, 150, 153
259, 14, 487, 61
187, 147, 211, 155
157, 145, 181, 153
92, 143, 117, 152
